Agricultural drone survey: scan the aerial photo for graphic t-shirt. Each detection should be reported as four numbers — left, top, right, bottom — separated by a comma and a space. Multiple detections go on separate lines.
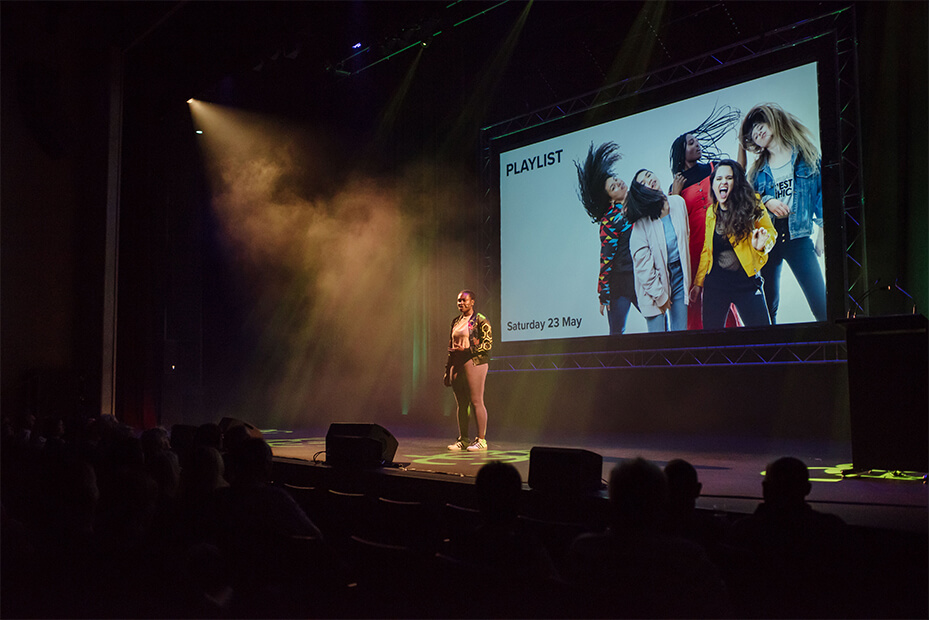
770, 159, 794, 241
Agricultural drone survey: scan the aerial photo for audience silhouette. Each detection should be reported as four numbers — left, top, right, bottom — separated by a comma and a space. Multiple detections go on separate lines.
0, 416, 920, 619
451, 460, 559, 580
568, 457, 730, 618
663, 458, 726, 555
726, 456, 864, 618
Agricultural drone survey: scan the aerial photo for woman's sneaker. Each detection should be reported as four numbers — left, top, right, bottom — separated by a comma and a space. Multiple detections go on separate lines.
447, 440, 468, 451
466, 438, 487, 451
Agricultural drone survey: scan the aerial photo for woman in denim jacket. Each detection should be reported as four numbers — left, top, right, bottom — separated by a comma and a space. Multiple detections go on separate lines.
739, 104, 827, 324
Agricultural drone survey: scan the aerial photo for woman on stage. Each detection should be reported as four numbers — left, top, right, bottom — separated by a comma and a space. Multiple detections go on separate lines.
443, 290, 492, 452
738, 103, 826, 324
574, 142, 639, 335
691, 160, 776, 328
625, 169, 690, 332
668, 104, 742, 329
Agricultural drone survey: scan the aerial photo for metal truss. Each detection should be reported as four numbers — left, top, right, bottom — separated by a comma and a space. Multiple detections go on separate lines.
480, 9, 854, 141
477, 7, 864, 368
832, 8, 869, 315
490, 340, 847, 373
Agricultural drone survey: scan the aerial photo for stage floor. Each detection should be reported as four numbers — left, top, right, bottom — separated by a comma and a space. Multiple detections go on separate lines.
265, 427, 927, 534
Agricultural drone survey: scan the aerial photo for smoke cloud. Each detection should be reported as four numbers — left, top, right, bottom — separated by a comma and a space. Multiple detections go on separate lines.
190, 102, 477, 429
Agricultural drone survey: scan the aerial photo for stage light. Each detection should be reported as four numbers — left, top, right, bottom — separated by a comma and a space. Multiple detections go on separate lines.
187, 98, 195, 104
195, 130, 203, 135
352, 42, 362, 49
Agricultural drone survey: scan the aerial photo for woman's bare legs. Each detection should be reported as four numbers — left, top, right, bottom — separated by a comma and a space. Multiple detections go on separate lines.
451, 371, 471, 441
462, 359, 488, 439
451, 359, 488, 440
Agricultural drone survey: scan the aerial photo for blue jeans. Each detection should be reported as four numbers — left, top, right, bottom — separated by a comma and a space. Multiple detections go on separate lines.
606, 295, 634, 335
646, 260, 687, 332
761, 236, 827, 323
703, 267, 770, 328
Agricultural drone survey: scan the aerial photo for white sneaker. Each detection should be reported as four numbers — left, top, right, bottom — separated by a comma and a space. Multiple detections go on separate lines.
466, 438, 487, 451
447, 440, 468, 451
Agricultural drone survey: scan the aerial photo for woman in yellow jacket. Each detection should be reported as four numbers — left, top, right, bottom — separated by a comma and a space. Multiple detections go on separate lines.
690, 159, 777, 328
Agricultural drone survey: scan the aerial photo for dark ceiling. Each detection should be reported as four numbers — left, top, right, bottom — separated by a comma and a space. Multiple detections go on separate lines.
106, 2, 849, 125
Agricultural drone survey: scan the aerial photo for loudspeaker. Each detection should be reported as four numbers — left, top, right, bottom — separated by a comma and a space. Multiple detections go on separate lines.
219, 417, 264, 442
528, 447, 604, 494
842, 315, 928, 472
326, 423, 398, 467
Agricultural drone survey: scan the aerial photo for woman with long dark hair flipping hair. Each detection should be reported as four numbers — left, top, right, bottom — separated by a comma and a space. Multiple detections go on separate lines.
738, 103, 826, 324
575, 142, 638, 334
691, 160, 776, 328
625, 169, 690, 332
668, 104, 742, 329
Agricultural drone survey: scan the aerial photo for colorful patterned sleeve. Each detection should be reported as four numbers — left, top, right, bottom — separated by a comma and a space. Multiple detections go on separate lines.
597, 208, 620, 304
471, 316, 492, 354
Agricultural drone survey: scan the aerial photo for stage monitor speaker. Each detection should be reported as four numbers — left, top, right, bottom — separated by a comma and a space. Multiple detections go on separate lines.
326, 423, 398, 468
219, 417, 264, 448
528, 447, 604, 494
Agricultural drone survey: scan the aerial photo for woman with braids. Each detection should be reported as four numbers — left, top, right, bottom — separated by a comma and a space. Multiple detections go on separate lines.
626, 169, 690, 332
668, 104, 742, 330
574, 142, 639, 335
691, 160, 776, 328
443, 290, 492, 451
738, 103, 826, 324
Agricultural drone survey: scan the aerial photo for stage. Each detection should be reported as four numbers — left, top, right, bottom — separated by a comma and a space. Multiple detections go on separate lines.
265, 427, 928, 535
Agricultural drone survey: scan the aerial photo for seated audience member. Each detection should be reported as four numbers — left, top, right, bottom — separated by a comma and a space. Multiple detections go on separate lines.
220, 423, 253, 481
453, 461, 559, 580
663, 458, 726, 554
439, 461, 562, 618
172, 445, 229, 545
194, 422, 224, 452
217, 437, 322, 539
568, 457, 729, 618
141, 426, 181, 503
212, 437, 325, 613
726, 456, 863, 618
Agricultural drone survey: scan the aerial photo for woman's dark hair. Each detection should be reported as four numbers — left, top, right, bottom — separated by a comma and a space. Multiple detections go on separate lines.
669, 103, 741, 173
624, 169, 666, 224
712, 159, 763, 243
575, 142, 622, 222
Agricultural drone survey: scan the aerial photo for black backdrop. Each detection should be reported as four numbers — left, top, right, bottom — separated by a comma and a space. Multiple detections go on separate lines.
1, 2, 926, 437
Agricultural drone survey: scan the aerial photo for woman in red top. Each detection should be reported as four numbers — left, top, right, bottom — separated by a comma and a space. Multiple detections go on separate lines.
668, 104, 742, 329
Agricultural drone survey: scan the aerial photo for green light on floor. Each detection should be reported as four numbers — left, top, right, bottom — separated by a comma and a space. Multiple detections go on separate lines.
762, 463, 926, 483
403, 450, 531, 466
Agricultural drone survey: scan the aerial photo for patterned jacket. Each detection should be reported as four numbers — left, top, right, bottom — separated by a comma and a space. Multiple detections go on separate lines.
445, 312, 492, 369
598, 203, 635, 304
